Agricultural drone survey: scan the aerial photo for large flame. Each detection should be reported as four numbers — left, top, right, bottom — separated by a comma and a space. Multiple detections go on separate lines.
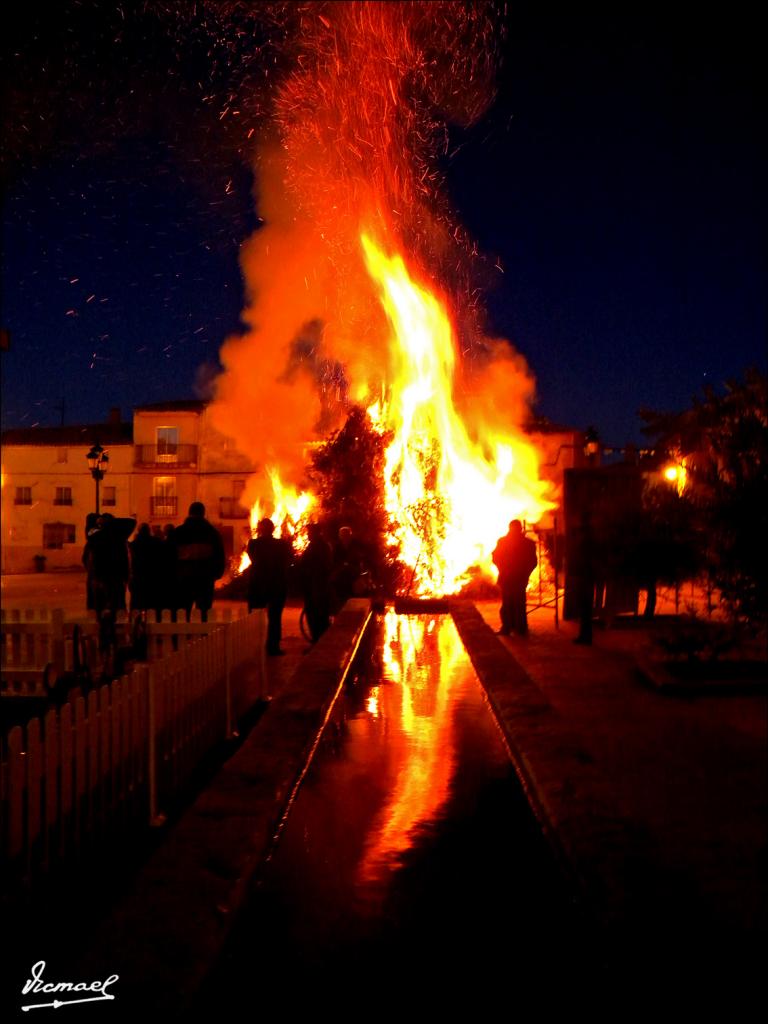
237, 467, 315, 573
213, 2, 555, 594
361, 234, 554, 595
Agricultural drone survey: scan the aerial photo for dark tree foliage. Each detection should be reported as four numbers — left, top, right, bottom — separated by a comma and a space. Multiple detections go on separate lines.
640, 369, 768, 623
631, 480, 702, 614
307, 406, 406, 595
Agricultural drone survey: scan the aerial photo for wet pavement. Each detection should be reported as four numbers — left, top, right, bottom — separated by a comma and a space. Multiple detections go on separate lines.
201, 612, 592, 1012
3, 581, 764, 1015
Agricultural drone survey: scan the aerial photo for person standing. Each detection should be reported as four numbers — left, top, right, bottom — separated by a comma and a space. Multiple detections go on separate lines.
170, 502, 226, 623
247, 517, 293, 655
299, 523, 333, 643
129, 523, 162, 617
492, 519, 538, 637
82, 512, 134, 667
330, 526, 366, 610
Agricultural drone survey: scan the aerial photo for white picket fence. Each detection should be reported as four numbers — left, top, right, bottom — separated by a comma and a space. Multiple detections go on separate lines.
0, 609, 267, 888
1, 607, 244, 697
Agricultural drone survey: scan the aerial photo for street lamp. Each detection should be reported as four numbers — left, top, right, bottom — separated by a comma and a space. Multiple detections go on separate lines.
583, 426, 601, 463
543, 428, 604, 467
86, 443, 109, 514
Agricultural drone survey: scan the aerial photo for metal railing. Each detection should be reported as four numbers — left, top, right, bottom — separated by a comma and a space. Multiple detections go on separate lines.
150, 496, 178, 517
134, 444, 198, 467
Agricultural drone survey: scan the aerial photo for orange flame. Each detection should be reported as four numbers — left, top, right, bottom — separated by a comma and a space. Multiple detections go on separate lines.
360, 234, 554, 595
357, 611, 465, 886
211, 3, 555, 593
237, 467, 315, 573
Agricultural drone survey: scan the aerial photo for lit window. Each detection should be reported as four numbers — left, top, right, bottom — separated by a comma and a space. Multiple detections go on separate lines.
157, 426, 179, 462
152, 476, 177, 517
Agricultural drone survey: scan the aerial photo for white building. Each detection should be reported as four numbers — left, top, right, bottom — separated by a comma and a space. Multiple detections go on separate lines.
1, 403, 257, 574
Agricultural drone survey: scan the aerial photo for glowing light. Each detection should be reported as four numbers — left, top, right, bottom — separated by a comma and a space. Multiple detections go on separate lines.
361, 234, 555, 596
357, 612, 466, 885
236, 467, 315, 574
662, 460, 688, 495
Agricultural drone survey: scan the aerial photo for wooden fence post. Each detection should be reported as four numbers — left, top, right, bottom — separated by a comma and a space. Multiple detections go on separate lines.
147, 664, 166, 827
225, 624, 235, 739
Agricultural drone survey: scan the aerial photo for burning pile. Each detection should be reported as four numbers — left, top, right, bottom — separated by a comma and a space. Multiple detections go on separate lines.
211, 1, 554, 596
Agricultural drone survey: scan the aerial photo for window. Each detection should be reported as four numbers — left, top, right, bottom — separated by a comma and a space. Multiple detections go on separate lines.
14, 487, 32, 506
54, 486, 73, 506
102, 485, 117, 507
151, 476, 177, 517
57, 448, 68, 463
43, 523, 76, 549
157, 426, 179, 462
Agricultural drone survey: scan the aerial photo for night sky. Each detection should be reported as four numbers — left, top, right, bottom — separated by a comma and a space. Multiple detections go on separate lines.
1, 2, 764, 445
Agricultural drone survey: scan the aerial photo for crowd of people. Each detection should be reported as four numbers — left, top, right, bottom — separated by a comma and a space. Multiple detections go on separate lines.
244, 518, 369, 655
83, 502, 226, 637
82, 504, 371, 660
83, 505, 541, 660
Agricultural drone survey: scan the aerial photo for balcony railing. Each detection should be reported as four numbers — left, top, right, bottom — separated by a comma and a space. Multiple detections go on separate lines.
150, 497, 178, 518
134, 444, 198, 468
219, 497, 250, 519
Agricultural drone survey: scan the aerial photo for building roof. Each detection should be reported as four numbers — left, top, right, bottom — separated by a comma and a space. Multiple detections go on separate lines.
134, 399, 207, 413
1, 422, 133, 446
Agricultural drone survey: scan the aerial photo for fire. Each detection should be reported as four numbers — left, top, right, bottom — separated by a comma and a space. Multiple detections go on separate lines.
211, 2, 556, 595
357, 611, 464, 886
236, 467, 315, 573
663, 459, 688, 495
360, 234, 554, 596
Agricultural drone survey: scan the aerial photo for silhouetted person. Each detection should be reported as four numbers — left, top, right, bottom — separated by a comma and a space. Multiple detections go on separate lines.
571, 511, 595, 645
331, 526, 366, 610
170, 502, 225, 623
82, 513, 134, 658
492, 520, 537, 637
300, 523, 333, 643
83, 513, 131, 617
129, 523, 162, 616
156, 524, 179, 620
247, 517, 292, 655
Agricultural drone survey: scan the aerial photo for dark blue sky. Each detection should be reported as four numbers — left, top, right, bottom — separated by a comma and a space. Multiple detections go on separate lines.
2, 3, 764, 444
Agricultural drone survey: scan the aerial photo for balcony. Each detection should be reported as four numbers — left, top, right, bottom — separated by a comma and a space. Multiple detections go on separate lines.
219, 497, 250, 519
150, 496, 178, 518
135, 444, 198, 468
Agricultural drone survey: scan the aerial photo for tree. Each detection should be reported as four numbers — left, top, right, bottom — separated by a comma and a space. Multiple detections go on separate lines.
307, 406, 406, 595
640, 369, 768, 623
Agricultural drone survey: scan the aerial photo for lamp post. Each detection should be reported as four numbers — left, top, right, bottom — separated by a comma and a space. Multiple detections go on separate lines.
543, 428, 604, 467
583, 426, 600, 464
86, 443, 109, 515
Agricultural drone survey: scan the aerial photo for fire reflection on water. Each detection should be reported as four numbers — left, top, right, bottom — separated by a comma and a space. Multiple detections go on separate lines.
354, 611, 468, 890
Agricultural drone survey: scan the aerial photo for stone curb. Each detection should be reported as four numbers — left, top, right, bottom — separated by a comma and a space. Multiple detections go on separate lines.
450, 601, 659, 944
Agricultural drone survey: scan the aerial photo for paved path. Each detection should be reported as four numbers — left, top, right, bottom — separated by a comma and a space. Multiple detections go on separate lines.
472, 600, 767, 973
3, 577, 765, 1011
